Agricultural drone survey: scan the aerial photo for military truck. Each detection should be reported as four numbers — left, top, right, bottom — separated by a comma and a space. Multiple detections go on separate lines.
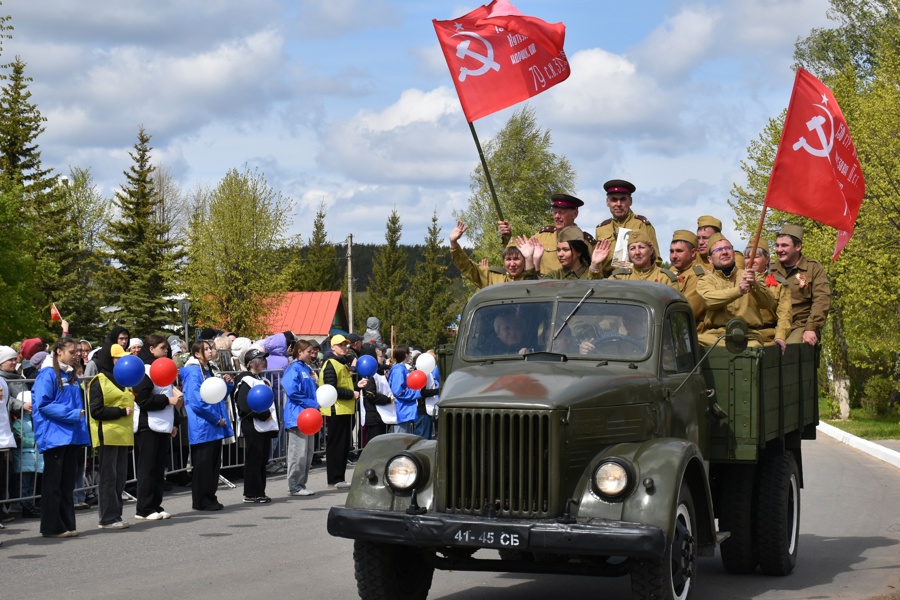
328, 280, 818, 600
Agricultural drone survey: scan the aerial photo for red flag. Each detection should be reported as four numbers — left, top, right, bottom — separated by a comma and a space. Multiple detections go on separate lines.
433, 0, 569, 123
764, 68, 865, 259
50, 303, 61, 322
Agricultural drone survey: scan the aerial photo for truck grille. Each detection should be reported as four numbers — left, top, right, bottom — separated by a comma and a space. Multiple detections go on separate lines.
438, 409, 556, 517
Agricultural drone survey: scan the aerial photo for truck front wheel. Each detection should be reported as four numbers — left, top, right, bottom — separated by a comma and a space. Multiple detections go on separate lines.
631, 482, 696, 600
756, 451, 800, 575
353, 540, 435, 600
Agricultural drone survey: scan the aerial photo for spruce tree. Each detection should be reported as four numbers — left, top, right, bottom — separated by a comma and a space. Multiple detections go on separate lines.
0, 57, 52, 194
362, 210, 409, 345
407, 212, 455, 350
286, 203, 341, 291
98, 127, 179, 336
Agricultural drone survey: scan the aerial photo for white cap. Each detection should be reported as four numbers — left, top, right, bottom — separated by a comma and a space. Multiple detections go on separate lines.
129, 338, 143, 349
0, 345, 17, 364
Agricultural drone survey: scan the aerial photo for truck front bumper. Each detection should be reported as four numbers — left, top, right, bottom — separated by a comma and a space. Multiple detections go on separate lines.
327, 506, 666, 559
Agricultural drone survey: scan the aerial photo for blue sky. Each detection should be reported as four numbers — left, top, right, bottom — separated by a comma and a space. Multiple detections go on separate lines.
5, 0, 833, 251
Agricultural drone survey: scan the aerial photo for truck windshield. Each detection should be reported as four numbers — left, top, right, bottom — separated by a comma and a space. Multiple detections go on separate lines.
464, 301, 650, 360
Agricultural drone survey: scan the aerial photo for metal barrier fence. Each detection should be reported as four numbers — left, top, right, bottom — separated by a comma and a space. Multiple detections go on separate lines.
0, 368, 357, 513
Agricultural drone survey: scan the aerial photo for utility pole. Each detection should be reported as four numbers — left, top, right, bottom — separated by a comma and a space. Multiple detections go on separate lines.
347, 234, 354, 333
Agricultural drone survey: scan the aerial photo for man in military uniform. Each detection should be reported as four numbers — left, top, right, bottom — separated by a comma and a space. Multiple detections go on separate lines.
498, 193, 595, 275
594, 179, 660, 276
449, 220, 528, 289
744, 239, 792, 352
695, 215, 745, 269
669, 230, 705, 322
695, 234, 776, 346
771, 224, 831, 345
598, 229, 677, 288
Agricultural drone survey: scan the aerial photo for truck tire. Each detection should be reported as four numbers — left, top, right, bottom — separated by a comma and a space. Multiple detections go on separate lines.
718, 465, 759, 574
353, 540, 435, 600
755, 451, 800, 576
631, 482, 696, 600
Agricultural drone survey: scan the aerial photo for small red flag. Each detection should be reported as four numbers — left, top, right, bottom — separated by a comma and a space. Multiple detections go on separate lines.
50, 303, 61, 322
764, 68, 865, 259
433, 0, 569, 123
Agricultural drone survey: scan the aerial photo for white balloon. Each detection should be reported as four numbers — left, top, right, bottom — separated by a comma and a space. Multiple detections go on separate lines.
416, 353, 436, 375
317, 384, 338, 408
200, 377, 228, 404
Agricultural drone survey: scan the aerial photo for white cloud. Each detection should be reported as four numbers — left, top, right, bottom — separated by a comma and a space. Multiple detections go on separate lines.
629, 6, 719, 82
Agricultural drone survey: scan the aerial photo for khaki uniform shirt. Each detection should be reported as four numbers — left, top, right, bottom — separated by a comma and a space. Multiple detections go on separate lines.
451, 247, 524, 289
609, 265, 678, 288
771, 256, 831, 335
594, 210, 660, 276
759, 274, 794, 341
672, 266, 705, 322
538, 263, 591, 280
696, 267, 776, 331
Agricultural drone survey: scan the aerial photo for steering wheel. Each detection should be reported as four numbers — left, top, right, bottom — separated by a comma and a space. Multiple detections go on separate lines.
587, 335, 644, 355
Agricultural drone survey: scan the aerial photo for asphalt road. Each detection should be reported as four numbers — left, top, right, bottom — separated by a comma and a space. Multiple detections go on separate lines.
1, 434, 898, 600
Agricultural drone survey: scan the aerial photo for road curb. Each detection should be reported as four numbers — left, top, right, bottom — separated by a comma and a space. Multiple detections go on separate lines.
817, 422, 900, 470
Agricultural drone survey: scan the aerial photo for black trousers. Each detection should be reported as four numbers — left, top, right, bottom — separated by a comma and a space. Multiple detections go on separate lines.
242, 425, 272, 498
40, 445, 80, 535
325, 414, 352, 485
190, 439, 223, 510
134, 430, 169, 516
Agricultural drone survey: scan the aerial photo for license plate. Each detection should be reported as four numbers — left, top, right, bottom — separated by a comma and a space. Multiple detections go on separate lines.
445, 525, 529, 549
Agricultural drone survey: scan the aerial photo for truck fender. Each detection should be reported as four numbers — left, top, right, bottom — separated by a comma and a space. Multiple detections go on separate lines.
575, 438, 716, 553
344, 433, 437, 512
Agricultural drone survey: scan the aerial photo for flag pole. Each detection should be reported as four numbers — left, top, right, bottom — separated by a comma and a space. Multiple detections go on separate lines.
468, 121, 505, 224
746, 202, 769, 273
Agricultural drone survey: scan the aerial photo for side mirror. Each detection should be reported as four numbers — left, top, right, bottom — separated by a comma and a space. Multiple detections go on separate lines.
725, 318, 749, 354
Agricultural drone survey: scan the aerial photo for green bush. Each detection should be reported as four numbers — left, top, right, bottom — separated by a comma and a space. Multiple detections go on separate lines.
861, 375, 898, 416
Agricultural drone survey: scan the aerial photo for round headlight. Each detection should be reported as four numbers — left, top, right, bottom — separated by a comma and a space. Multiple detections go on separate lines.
386, 455, 419, 491
594, 461, 630, 498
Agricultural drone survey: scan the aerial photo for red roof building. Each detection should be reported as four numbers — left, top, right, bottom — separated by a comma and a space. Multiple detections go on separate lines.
262, 291, 349, 341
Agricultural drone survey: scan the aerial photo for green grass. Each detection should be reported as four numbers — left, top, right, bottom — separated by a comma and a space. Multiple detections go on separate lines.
818, 395, 900, 440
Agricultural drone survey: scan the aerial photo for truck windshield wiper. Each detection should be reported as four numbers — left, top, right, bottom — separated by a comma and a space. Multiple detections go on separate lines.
553, 288, 594, 341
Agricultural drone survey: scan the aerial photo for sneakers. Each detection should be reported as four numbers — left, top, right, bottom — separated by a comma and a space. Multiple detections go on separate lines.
98, 520, 130, 530
42, 530, 79, 538
243, 496, 272, 504
290, 487, 315, 497
73, 502, 90, 510
195, 503, 223, 511
135, 512, 162, 521
158, 511, 172, 519
332, 481, 351, 490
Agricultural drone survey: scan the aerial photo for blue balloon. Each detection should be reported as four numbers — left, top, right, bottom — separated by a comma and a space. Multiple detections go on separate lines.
113, 354, 145, 388
247, 385, 274, 412
356, 354, 378, 378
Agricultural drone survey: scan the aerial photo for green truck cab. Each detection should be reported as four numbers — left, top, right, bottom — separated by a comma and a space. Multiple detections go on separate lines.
328, 280, 818, 600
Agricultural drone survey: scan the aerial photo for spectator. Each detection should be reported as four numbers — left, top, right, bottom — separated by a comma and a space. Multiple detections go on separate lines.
213, 334, 236, 372
128, 338, 143, 356
318, 335, 363, 490
358, 343, 393, 445
77, 340, 92, 372
86, 343, 135, 530
263, 332, 293, 372
10, 390, 43, 518
388, 345, 419, 435
181, 340, 234, 511
0, 358, 17, 524
132, 334, 182, 521
233, 349, 277, 503
31, 337, 91, 538
364, 317, 383, 347
282, 340, 319, 496
230, 337, 252, 370
84, 326, 130, 379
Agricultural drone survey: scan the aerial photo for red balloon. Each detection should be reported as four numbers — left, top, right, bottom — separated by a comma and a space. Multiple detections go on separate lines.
297, 408, 323, 435
407, 369, 427, 391
149, 357, 178, 387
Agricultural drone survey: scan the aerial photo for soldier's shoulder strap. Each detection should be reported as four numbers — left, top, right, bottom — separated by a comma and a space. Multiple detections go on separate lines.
598, 218, 613, 228
582, 231, 597, 245
538, 225, 556, 234
773, 272, 789, 285
488, 266, 506, 275
692, 265, 707, 276
659, 268, 677, 282
634, 214, 653, 226
611, 267, 632, 276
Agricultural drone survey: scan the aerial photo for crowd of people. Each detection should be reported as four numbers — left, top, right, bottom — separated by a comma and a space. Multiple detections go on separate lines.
455, 179, 831, 350
0, 317, 441, 543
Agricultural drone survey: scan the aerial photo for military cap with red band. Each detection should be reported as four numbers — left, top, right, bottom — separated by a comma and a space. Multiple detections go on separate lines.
550, 193, 584, 209
603, 179, 636, 195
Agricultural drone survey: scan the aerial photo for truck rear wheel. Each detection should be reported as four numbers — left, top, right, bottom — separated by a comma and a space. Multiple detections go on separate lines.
718, 465, 759, 574
353, 540, 435, 600
756, 451, 800, 576
631, 482, 696, 600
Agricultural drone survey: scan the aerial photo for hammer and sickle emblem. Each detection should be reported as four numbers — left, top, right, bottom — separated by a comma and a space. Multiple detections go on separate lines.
791, 104, 834, 158
452, 31, 500, 82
